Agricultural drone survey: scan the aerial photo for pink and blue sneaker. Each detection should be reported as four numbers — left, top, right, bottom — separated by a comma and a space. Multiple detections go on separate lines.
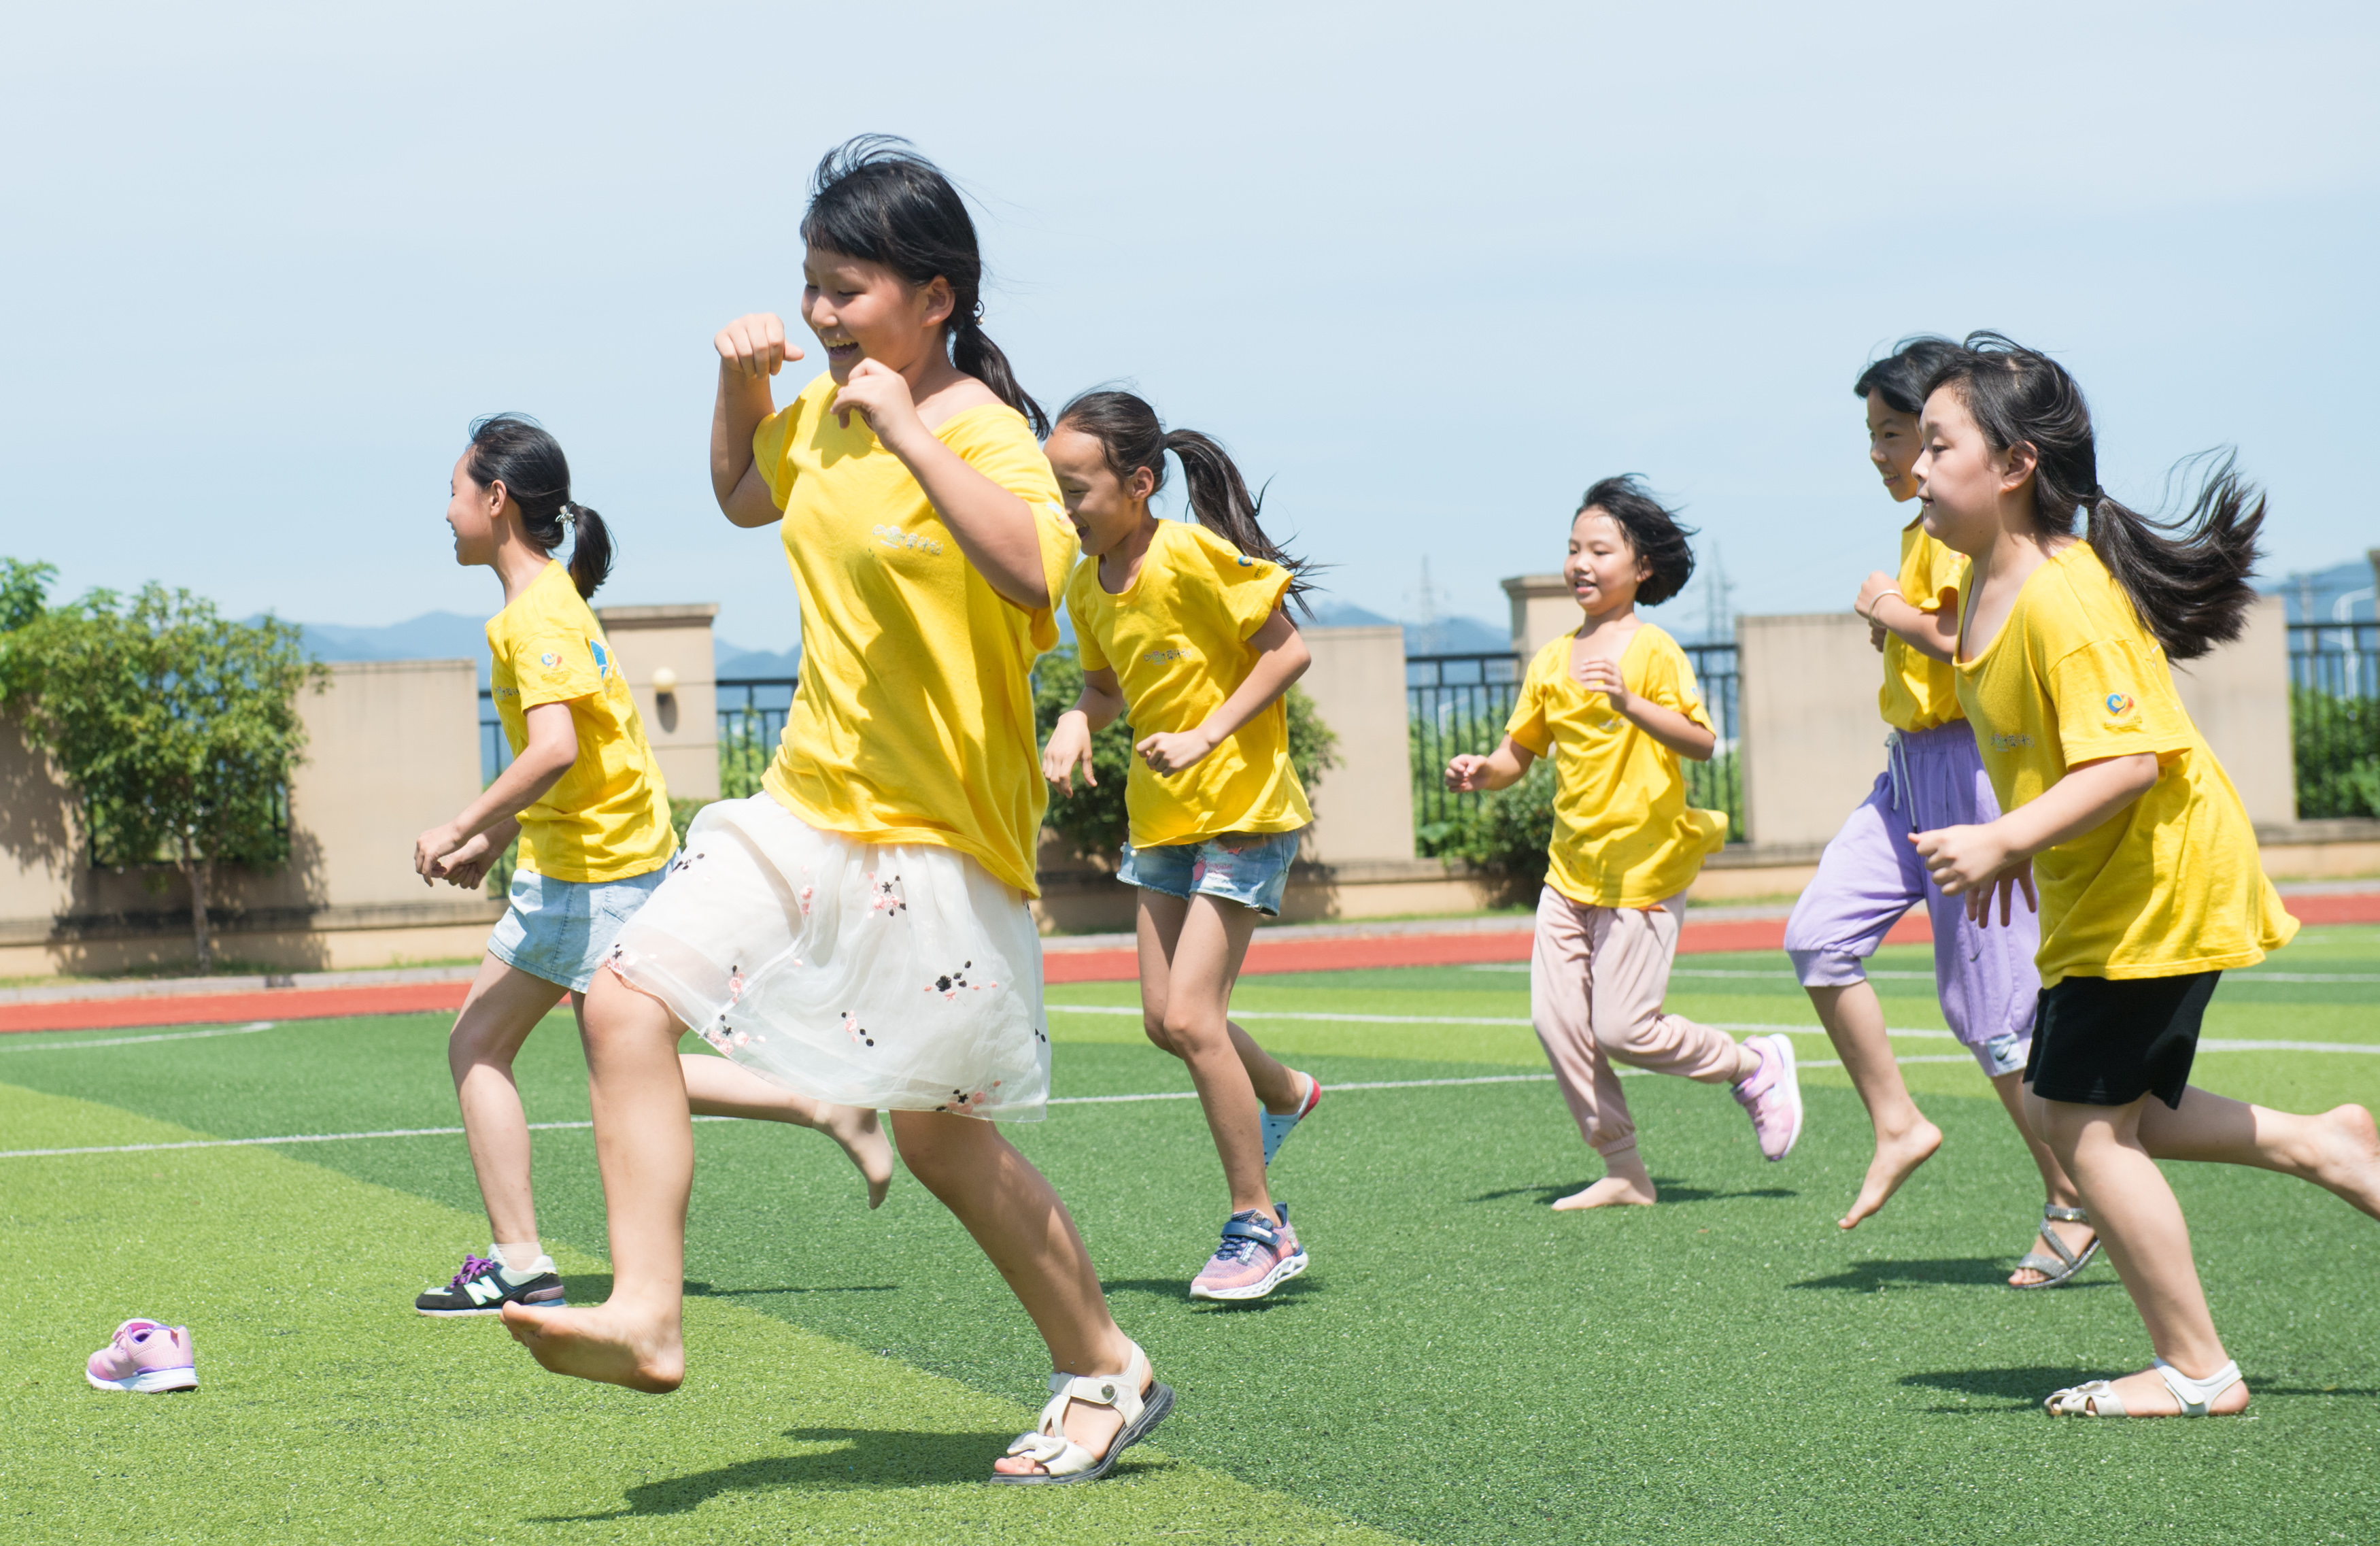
1732, 1033, 1804, 1161
1260, 1073, 1322, 1166
86, 1320, 197, 1393
1189, 1205, 1308, 1301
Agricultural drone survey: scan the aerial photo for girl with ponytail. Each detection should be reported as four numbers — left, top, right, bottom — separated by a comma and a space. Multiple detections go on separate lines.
1041, 388, 1324, 1303
508, 141, 1176, 1486
1906, 335, 2380, 1419
411, 414, 891, 1320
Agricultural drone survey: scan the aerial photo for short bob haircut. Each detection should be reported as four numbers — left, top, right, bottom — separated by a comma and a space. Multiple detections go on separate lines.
1576, 474, 1695, 607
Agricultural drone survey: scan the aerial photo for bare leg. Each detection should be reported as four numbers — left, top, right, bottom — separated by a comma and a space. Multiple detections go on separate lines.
2137, 1088, 2380, 1219
889, 1110, 1144, 1478
502, 970, 691, 1394
1807, 979, 1942, 1230
2028, 1091, 2250, 1415
680, 1052, 894, 1208
1135, 892, 1276, 1220
447, 953, 573, 1253
1992, 1071, 2092, 1286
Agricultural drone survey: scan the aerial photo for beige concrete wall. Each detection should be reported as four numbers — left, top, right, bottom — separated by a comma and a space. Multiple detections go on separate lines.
597, 603, 719, 803
2170, 594, 2294, 824
1737, 613, 1886, 849
1501, 573, 1578, 657
1299, 624, 1414, 864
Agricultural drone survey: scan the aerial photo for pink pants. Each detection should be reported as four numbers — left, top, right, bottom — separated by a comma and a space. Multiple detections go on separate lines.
1531, 886, 1743, 1160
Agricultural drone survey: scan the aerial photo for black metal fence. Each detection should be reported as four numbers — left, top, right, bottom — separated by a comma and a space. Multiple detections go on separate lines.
2288, 621, 2379, 819
481, 679, 802, 798
1407, 644, 1744, 841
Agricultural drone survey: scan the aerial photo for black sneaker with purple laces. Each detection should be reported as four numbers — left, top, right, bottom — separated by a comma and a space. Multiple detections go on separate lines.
413, 1253, 566, 1317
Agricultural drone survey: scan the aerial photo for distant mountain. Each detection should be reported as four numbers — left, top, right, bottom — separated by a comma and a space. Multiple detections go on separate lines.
2264, 558, 2377, 624
716, 645, 803, 680
269, 611, 494, 684
1306, 600, 1509, 656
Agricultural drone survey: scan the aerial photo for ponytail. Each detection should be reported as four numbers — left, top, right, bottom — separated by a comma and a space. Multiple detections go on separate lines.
802, 135, 1048, 436
463, 413, 615, 599
1925, 334, 2264, 660
1055, 388, 1319, 615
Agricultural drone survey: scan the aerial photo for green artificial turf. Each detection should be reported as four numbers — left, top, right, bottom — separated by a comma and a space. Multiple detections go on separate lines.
3, 931, 2378, 1543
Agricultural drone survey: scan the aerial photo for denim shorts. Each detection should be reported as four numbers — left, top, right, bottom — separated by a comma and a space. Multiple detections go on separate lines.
488, 865, 668, 993
1117, 828, 1304, 917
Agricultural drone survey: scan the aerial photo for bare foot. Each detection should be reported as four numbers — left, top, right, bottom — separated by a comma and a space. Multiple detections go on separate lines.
990, 1347, 1148, 1477
502, 1300, 684, 1393
1838, 1120, 1943, 1230
817, 1102, 894, 1209
2007, 1213, 2096, 1288
1552, 1175, 1658, 1210
2054, 1364, 2251, 1416
2305, 1104, 2380, 1222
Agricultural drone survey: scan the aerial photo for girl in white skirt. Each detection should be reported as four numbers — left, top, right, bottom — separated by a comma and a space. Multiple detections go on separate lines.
503, 137, 1172, 1485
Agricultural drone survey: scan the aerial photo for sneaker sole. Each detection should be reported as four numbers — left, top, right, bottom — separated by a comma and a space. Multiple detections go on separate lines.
86, 1367, 198, 1393
415, 1300, 565, 1317
1189, 1249, 1308, 1302
1764, 1035, 1804, 1161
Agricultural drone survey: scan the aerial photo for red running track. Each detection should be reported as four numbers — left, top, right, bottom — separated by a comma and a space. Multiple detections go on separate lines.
9, 891, 2376, 1032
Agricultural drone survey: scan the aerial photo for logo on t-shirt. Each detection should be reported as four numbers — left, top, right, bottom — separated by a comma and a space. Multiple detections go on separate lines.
1990, 730, 2034, 752
2105, 692, 2133, 717
1143, 648, 1191, 665
539, 652, 560, 669
589, 639, 611, 679
1236, 555, 1254, 567
874, 523, 945, 557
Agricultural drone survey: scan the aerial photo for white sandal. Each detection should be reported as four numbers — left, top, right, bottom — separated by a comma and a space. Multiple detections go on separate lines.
990, 1341, 1176, 1484
2044, 1358, 2244, 1417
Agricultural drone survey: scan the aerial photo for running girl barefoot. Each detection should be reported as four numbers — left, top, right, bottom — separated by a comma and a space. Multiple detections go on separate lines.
1446, 478, 1803, 1209
413, 416, 890, 1316
503, 139, 1172, 1483
1040, 390, 1324, 1302
1909, 333, 2380, 1417
1782, 338, 2096, 1286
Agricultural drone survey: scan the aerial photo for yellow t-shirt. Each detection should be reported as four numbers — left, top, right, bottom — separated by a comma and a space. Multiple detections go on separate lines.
486, 561, 677, 883
1880, 517, 1969, 733
1506, 623, 1729, 909
750, 372, 1078, 897
1066, 519, 1314, 849
1954, 541, 2295, 986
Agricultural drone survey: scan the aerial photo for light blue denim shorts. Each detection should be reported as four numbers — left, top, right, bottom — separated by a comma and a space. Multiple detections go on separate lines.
1117, 828, 1304, 917
488, 865, 669, 993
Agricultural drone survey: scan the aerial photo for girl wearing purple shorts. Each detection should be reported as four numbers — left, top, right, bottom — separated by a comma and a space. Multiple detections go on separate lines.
1782, 338, 2095, 1287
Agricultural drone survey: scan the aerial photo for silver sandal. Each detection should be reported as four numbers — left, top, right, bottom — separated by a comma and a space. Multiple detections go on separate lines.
2046, 1358, 2245, 1416
2011, 1204, 2098, 1289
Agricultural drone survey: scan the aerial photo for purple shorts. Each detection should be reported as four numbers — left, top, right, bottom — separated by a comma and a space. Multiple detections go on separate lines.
1782, 722, 2039, 1077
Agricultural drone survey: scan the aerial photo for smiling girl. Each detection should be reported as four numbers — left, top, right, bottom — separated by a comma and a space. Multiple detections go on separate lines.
1446, 477, 1802, 1208
1040, 389, 1323, 1302
1907, 333, 2380, 1417
499, 139, 1172, 1483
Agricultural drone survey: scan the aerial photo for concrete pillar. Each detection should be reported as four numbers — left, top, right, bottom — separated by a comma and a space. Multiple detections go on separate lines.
1297, 624, 1414, 863
1501, 573, 1578, 658
2171, 593, 2295, 824
596, 603, 719, 803
1737, 613, 1885, 850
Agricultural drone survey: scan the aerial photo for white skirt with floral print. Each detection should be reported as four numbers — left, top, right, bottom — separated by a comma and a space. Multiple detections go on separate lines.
603, 794, 1049, 1121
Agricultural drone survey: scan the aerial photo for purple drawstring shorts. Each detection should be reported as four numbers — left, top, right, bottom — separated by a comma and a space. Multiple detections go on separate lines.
1782, 722, 2039, 1077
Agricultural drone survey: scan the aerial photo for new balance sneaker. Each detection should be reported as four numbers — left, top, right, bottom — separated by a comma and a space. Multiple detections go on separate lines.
1260, 1074, 1323, 1167
86, 1319, 197, 1393
415, 1252, 566, 1317
1189, 1204, 1308, 1301
1731, 1033, 1804, 1162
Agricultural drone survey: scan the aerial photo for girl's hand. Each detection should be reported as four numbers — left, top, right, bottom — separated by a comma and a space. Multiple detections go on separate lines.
1445, 753, 1493, 792
1042, 712, 1098, 795
1967, 860, 2038, 927
1574, 655, 1631, 711
413, 822, 468, 886
1910, 824, 2037, 924
715, 314, 802, 380
432, 831, 497, 890
1136, 727, 1216, 775
831, 358, 925, 445
1855, 571, 1900, 620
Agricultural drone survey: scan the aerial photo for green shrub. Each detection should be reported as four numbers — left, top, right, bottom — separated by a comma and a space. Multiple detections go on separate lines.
2294, 686, 2380, 818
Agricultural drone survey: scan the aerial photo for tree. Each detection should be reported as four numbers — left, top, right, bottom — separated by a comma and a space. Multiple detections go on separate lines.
0, 565, 327, 971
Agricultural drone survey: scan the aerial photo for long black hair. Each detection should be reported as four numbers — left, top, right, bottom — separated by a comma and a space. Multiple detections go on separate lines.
1053, 388, 1317, 616
1854, 335, 1966, 415
801, 135, 1047, 436
463, 414, 613, 599
1924, 333, 2264, 660
1576, 475, 1695, 607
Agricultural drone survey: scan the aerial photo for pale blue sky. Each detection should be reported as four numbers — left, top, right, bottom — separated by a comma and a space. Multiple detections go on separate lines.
4, 2, 2374, 652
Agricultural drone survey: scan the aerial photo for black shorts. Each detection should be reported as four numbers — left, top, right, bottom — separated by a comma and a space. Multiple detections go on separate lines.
2024, 971, 2220, 1110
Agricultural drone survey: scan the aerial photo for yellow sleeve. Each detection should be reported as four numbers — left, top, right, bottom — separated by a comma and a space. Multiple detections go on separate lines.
1504, 650, 1555, 757
945, 410, 1078, 643
1199, 533, 1293, 639
1639, 635, 1714, 732
1065, 562, 1110, 673
1918, 545, 1967, 614
2045, 639, 2195, 767
501, 608, 605, 712
749, 394, 808, 512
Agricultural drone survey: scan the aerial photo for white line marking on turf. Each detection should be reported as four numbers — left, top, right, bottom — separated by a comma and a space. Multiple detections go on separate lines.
1, 1021, 279, 1051
0, 1115, 737, 1160
1045, 1005, 1964, 1039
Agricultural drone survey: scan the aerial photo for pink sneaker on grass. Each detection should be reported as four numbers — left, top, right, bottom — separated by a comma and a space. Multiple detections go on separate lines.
1189, 1205, 1308, 1301
1731, 1034, 1803, 1161
86, 1320, 197, 1394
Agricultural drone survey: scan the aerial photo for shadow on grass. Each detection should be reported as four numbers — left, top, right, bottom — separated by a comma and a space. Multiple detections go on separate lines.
560, 1275, 900, 1302
1898, 1366, 2380, 1416
528, 1425, 1174, 1517
1469, 1179, 1797, 1207
1790, 1258, 2114, 1292
1099, 1275, 1321, 1311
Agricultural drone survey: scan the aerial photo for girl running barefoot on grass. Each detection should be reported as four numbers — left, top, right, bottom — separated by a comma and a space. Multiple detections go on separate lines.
413, 416, 889, 1317
1040, 390, 1324, 1302
1909, 334, 2380, 1418
1782, 338, 2096, 1288
503, 139, 1172, 1483
1446, 478, 1803, 1209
